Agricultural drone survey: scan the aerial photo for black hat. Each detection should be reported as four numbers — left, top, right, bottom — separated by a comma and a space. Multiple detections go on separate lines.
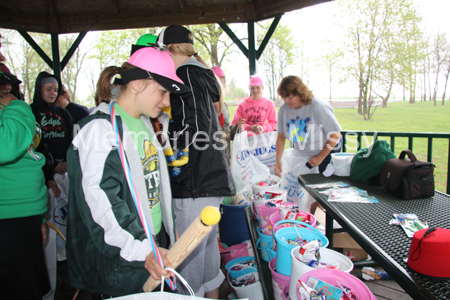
0, 71, 21, 85
157, 25, 194, 45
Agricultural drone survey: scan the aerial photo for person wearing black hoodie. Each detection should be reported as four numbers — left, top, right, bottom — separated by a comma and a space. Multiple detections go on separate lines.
30, 72, 73, 175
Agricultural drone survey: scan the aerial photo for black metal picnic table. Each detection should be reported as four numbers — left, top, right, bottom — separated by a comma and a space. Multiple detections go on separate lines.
298, 174, 450, 300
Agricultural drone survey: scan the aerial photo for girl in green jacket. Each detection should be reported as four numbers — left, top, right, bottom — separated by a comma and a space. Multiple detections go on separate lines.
0, 71, 50, 299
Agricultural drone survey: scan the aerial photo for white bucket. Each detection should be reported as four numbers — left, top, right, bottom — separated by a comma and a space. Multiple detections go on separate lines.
250, 188, 287, 219
289, 246, 354, 300
228, 273, 264, 300
331, 153, 354, 176
251, 174, 281, 194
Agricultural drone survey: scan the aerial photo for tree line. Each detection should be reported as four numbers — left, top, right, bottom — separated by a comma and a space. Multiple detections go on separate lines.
1, 0, 449, 120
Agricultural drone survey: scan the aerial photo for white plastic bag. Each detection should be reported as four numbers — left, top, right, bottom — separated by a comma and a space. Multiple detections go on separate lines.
113, 268, 250, 300
234, 183, 253, 205
43, 172, 70, 300
249, 154, 270, 180
248, 131, 278, 174
279, 149, 319, 212
231, 130, 252, 192
52, 173, 69, 260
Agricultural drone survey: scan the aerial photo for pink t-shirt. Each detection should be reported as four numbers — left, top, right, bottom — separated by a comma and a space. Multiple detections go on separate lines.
231, 96, 277, 134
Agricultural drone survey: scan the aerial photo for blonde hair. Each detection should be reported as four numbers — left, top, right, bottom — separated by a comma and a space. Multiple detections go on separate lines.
164, 32, 222, 113
166, 42, 209, 68
277, 75, 314, 105
212, 73, 224, 115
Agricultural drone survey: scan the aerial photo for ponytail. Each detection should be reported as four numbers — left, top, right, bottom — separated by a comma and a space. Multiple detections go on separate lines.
95, 66, 119, 104
194, 53, 209, 68
213, 73, 224, 115
166, 43, 209, 68
95, 63, 136, 105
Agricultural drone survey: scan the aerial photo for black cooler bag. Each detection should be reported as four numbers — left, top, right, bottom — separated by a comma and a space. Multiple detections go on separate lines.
380, 150, 435, 200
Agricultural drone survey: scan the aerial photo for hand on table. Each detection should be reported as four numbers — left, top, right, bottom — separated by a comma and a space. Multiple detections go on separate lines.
145, 247, 174, 281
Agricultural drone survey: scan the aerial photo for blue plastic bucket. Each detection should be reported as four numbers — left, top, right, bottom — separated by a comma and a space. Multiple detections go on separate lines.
274, 220, 328, 276
219, 204, 250, 246
225, 256, 257, 280
257, 227, 277, 262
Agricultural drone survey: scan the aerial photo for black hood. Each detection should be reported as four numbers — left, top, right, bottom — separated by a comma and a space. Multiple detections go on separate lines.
31, 71, 62, 111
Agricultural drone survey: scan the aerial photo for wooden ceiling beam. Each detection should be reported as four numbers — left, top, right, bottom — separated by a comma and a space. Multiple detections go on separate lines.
0, 0, 330, 34
111, 0, 120, 13
47, 0, 59, 32
0, 4, 250, 33
255, 0, 330, 19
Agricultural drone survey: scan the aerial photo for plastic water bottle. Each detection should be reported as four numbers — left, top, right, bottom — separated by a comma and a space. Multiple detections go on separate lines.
165, 154, 176, 163
176, 149, 183, 160
171, 167, 182, 177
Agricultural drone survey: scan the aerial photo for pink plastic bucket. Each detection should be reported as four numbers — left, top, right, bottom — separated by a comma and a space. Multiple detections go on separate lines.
269, 211, 317, 234
298, 269, 376, 300
258, 202, 297, 235
269, 257, 290, 300
257, 204, 279, 235
282, 285, 290, 300
220, 243, 249, 267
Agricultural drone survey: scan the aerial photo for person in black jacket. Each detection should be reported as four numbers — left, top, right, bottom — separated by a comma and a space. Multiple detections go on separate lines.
55, 84, 90, 124
30, 72, 73, 175
157, 25, 235, 299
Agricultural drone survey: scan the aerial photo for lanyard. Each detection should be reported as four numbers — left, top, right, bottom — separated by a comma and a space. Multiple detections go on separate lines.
110, 102, 176, 290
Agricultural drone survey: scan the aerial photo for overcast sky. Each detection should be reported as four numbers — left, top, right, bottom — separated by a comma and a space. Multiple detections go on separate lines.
4, 0, 448, 103
221, 0, 450, 101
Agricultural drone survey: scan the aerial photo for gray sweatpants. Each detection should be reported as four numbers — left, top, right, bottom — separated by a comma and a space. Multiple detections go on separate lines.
173, 197, 225, 296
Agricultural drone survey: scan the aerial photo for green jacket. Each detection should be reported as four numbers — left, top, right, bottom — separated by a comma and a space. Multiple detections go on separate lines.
0, 100, 47, 220
66, 103, 176, 296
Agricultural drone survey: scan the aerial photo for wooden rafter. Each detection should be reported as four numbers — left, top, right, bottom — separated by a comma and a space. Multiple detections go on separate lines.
0, 0, 330, 34
111, 0, 120, 13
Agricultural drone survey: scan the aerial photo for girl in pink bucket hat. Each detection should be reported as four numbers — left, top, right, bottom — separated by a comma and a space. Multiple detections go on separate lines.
231, 75, 277, 136
66, 47, 190, 298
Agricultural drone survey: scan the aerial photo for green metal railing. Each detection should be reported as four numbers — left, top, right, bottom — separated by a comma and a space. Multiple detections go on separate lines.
341, 131, 450, 194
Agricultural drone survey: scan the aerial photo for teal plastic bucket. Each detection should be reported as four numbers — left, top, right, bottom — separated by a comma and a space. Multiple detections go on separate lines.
219, 204, 250, 246
274, 220, 328, 276
225, 256, 257, 280
257, 228, 277, 262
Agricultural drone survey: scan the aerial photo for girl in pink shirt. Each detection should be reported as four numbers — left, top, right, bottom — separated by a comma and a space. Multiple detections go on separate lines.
231, 76, 277, 136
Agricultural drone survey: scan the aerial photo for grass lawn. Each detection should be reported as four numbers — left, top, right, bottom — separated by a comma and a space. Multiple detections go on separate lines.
226, 100, 450, 192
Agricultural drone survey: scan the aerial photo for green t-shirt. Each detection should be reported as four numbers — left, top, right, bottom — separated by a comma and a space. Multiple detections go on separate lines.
114, 104, 162, 234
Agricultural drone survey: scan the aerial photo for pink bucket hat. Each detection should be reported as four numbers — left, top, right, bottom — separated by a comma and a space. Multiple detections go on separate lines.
249, 76, 263, 86
211, 66, 225, 77
125, 47, 190, 94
